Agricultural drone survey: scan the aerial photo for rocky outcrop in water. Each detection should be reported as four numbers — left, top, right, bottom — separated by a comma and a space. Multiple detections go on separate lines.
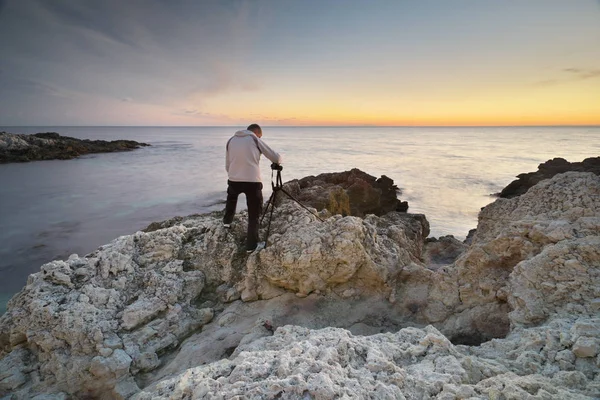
0, 132, 150, 163
1, 171, 599, 399
498, 156, 600, 198
283, 168, 409, 217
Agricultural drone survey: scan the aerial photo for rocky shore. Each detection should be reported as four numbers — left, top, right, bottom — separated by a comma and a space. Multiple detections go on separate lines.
498, 156, 600, 198
0, 168, 599, 399
0, 132, 150, 163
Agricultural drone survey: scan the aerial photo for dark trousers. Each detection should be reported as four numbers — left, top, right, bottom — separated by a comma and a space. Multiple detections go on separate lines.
223, 181, 263, 249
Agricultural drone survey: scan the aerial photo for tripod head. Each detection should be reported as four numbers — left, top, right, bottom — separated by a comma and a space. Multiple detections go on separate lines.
270, 163, 284, 190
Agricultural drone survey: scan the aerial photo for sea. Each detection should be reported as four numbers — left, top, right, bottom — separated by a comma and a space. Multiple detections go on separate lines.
1, 126, 599, 313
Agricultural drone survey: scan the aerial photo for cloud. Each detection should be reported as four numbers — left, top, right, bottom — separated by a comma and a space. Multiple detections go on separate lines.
563, 68, 600, 79
184, 61, 262, 101
171, 108, 301, 126
0, 0, 271, 124
36, 0, 149, 48
173, 108, 212, 118
249, 114, 300, 124
0, 76, 71, 98
533, 67, 600, 87
171, 108, 241, 124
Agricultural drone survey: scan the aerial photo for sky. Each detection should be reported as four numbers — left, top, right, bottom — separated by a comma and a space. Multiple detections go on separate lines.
1, 0, 599, 126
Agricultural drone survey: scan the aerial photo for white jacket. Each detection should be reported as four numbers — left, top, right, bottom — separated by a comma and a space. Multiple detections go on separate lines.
225, 130, 282, 182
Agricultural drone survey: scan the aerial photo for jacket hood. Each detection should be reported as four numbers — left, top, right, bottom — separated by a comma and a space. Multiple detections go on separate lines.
234, 130, 256, 137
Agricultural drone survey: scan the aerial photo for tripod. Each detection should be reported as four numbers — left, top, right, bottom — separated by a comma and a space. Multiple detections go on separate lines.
260, 165, 324, 248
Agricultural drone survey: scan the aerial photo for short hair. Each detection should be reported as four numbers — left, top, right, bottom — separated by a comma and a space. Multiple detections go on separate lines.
247, 123, 261, 133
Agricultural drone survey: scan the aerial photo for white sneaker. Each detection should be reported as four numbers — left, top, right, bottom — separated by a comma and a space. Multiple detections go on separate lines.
223, 223, 231, 228
246, 242, 266, 253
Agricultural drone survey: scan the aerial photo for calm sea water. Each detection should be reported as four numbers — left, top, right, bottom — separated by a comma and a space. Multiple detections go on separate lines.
1, 126, 599, 312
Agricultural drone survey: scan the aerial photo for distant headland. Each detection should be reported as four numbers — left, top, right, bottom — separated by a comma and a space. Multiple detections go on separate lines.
0, 132, 150, 163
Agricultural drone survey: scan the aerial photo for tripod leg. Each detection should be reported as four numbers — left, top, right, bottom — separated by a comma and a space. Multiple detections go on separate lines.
279, 188, 324, 222
260, 192, 276, 226
263, 190, 278, 248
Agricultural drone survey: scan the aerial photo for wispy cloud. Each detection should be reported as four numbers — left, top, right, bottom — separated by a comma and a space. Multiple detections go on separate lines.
185, 62, 261, 101
171, 109, 241, 124
0, 76, 72, 98
249, 114, 300, 124
563, 68, 600, 79
172, 108, 300, 125
533, 67, 600, 87
37, 0, 139, 48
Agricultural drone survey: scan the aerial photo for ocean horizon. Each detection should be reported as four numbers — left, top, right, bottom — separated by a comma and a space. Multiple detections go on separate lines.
4, 124, 600, 128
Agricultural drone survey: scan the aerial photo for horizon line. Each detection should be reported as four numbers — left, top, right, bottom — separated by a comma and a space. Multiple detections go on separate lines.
3, 124, 600, 128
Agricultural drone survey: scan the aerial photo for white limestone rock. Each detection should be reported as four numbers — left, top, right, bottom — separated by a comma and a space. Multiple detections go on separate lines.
134, 324, 598, 400
0, 226, 214, 398
1, 171, 599, 399
440, 172, 600, 341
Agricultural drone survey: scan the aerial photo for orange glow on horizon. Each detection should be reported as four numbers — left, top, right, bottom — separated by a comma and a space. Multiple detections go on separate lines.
218, 110, 600, 128
196, 77, 600, 128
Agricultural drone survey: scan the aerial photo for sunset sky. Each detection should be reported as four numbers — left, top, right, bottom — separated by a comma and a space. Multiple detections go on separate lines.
1, 0, 599, 126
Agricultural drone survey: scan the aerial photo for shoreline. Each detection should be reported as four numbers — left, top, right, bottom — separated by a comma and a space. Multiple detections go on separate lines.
1, 156, 599, 316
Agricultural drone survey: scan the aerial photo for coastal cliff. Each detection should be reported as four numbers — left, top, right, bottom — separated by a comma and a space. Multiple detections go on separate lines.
0, 132, 150, 163
0, 170, 599, 399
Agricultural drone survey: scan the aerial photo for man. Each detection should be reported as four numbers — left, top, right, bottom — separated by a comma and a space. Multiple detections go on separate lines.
224, 124, 282, 253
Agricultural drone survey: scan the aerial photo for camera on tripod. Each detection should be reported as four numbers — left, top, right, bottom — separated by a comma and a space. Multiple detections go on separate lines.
261, 161, 323, 249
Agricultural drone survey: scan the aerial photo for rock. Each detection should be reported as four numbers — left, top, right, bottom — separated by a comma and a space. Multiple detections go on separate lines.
1, 169, 599, 399
0, 228, 213, 398
572, 337, 599, 358
89, 349, 132, 379
134, 323, 599, 400
0, 131, 149, 163
442, 172, 600, 344
423, 235, 468, 269
0, 348, 28, 391
283, 168, 409, 217
498, 156, 600, 198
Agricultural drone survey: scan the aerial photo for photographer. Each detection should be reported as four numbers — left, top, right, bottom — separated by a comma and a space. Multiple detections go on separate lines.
223, 124, 282, 253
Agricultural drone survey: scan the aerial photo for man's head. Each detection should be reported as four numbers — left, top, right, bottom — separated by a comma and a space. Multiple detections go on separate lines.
247, 123, 262, 138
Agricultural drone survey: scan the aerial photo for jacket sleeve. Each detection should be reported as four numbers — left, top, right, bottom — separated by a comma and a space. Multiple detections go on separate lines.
225, 148, 230, 173
225, 137, 232, 172
256, 139, 283, 164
